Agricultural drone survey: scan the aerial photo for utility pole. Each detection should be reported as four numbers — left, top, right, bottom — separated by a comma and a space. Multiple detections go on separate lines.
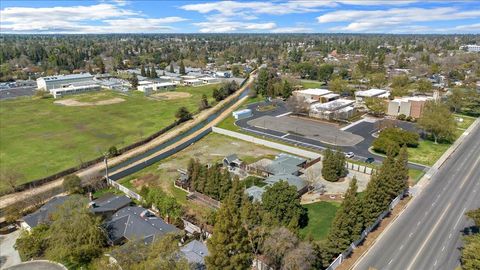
104, 154, 109, 181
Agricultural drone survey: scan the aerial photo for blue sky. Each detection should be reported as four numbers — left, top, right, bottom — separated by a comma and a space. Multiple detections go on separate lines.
1, 1, 479, 34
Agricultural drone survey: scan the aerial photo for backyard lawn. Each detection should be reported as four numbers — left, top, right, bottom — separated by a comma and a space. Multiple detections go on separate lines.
300, 201, 340, 241
0, 84, 218, 188
300, 79, 324, 89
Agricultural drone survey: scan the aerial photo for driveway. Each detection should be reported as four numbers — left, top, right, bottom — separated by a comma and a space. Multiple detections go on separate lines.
0, 230, 21, 269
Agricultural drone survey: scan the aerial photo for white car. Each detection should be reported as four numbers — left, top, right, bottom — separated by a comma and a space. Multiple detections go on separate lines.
345, 152, 355, 158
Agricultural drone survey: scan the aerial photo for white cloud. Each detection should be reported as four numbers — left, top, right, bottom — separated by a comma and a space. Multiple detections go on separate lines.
318, 7, 480, 32
270, 27, 313, 33
0, 3, 186, 33
194, 21, 277, 33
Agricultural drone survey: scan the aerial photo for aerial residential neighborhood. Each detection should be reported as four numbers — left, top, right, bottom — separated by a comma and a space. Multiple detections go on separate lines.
0, 1, 480, 270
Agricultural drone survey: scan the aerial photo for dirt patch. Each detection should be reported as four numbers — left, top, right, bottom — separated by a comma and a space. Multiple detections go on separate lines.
150, 91, 192, 100
54, 97, 125, 106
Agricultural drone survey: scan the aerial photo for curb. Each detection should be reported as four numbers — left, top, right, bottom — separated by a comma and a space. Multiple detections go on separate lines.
350, 116, 480, 270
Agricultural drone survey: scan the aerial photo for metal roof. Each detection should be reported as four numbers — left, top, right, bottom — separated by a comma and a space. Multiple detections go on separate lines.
295, 88, 332, 96
40, 73, 93, 82
355, 88, 388, 97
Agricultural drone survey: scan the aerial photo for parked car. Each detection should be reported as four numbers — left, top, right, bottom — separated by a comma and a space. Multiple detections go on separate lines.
345, 152, 355, 158
365, 157, 375, 163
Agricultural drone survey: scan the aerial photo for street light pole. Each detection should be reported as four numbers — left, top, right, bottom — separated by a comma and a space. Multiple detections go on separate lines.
104, 154, 109, 181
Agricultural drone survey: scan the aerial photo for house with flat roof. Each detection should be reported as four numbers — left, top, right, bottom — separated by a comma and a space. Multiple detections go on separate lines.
184, 79, 203, 87
105, 206, 178, 245
200, 77, 219, 84
355, 89, 390, 103
232, 109, 253, 120
20, 196, 69, 231
50, 83, 101, 99
181, 240, 209, 270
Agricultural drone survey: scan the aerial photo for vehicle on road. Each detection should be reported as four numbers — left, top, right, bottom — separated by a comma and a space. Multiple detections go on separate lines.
345, 152, 355, 158
365, 157, 375, 163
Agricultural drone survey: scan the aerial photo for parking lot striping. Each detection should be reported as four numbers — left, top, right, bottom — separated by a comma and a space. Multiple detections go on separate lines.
281, 133, 290, 138
340, 119, 366, 131
275, 112, 292, 118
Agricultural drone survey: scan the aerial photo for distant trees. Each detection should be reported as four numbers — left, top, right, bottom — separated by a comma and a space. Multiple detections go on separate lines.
317, 64, 334, 83
417, 78, 433, 93
179, 60, 186, 75
63, 174, 83, 194
322, 148, 348, 182
175, 107, 192, 122
372, 127, 419, 155
141, 65, 146, 77
261, 181, 307, 230
364, 97, 387, 116
169, 63, 175, 73
187, 159, 232, 201
418, 101, 456, 143
199, 94, 210, 110
212, 81, 239, 101
129, 73, 138, 89
93, 56, 105, 74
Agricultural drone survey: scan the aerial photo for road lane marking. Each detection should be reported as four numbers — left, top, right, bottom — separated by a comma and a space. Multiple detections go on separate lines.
281, 133, 289, 138
406, 202, 452, 270
400, 244, 404, 250
449, 233, 452, 239
453, 208, 467, 229
417, 221, 421, 227
442, 246, 445, 252
388, 260, 393, 265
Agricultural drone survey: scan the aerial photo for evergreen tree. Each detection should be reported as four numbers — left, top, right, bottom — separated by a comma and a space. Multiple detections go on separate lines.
170, 63, 175, 73
322, 149, 347, 182
206, 178, 252, 269
261, 181, 306, 230
362, 171, 390, 227
146, 66, 152, 78
151, 67, 158, 78
325, 177, 363, 260
199, 94, 209, 110
141, 64, 146, 77
130, 73, 138, 89
179, 60, 186, 75
393, 145, 409, 195
282, 80, 293, 99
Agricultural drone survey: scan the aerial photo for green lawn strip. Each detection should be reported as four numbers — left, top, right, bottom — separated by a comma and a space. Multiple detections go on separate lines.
92, 187, 123, 198
299, 201, 340, 241
408, 168, 425, 185
454, 113, 476, 130
407, 140, 451, 166
0, 85, 217, 188
300, 80, 324, 89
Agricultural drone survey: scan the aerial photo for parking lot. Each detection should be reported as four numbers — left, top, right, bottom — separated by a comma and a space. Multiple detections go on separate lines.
235, 99, 427, 171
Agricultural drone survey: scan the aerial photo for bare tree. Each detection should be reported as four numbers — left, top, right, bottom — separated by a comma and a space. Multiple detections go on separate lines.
286, 95, 310, 115
282, 242, 316, 270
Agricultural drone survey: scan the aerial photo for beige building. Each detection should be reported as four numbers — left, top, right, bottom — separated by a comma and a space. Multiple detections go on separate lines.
387, 96, 432, 118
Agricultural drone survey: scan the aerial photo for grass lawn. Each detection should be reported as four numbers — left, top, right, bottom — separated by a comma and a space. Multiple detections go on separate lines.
300, 201, 340, 241
0, 85, 218, 188
300, 80, 324, 89
407, 140, 451, 166
242, 176, 267, 188
454, 114, 476, 130
408, 168, 425, 184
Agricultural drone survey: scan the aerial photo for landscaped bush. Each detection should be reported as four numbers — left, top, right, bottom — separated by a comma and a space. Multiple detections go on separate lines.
372, 127, 419, 155
396, 114, 406, 121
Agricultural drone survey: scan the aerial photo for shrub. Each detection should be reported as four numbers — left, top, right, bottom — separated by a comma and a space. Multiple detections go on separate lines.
372, 127, 419, 155
397, 114, 406, 121
63, 174, 83, 194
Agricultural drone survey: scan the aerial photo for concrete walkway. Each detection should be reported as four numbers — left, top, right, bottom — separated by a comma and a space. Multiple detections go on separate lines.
0, 230, 21, 269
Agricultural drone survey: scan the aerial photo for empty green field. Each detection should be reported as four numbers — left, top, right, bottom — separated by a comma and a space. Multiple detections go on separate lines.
300, 201, 340, 241
0, 85, 218, 188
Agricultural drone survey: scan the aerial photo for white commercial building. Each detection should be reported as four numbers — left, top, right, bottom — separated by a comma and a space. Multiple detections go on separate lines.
50, 84, 101, 99
460, 45, 480, 53
309, 99, 355, 120
215, 71, 232, 78
355, 88, 390, 103
184, 79, 203, 87
294, 88, 332, 103
200, 76, 220, 84
137, 81, 176, 92
37, 73, 95, 91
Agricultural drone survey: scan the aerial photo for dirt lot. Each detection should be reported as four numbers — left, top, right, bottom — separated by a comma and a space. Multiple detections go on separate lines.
54, 97, 125, 106
248, 115, 364, 146
121, 132, 280, 197
150, 91, 192, 100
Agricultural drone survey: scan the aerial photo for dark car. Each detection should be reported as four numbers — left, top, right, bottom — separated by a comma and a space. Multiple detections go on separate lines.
365, 157, 375, 164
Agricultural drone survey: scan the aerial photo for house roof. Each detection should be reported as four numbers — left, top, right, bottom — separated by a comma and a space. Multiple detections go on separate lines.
295, 88, 331, 96
264, 174, 308, 192
245, 186, 266, 202
181, 240, 209, 266
355, 88, 388, 97
265, 153, 306, 175
90, 194, 132, 214
224, 154, 242, 165
105, 206, 178, 245
22, 196, 69, 228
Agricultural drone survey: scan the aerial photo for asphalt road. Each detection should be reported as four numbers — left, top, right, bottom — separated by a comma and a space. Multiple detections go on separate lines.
236, 100, 426, 171
0, 87, 36, 100
354, 122, 480, 270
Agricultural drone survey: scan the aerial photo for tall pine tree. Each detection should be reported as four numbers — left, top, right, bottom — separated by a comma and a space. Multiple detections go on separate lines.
206, 178, 252, 269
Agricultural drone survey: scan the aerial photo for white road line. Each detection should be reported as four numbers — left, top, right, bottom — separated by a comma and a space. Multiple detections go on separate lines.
453, 208, 467, 229
400, 244, 404, 250
406, 202, 452, 270
442, 246, 445, 252
388, 260, 393, 265
275, 112, 291, 118
280, 133, 289, 138
449, 233, 452, 239
417, 221, 421, 227
409, 232, 413, 238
